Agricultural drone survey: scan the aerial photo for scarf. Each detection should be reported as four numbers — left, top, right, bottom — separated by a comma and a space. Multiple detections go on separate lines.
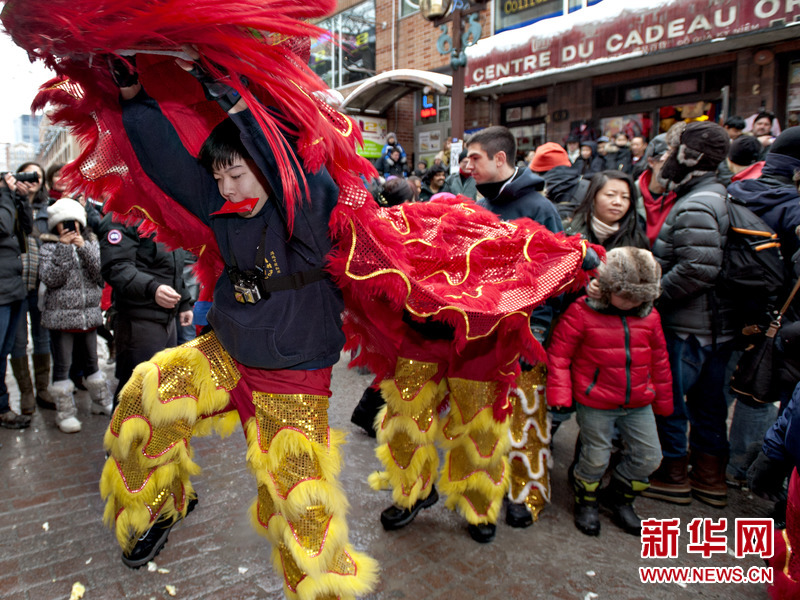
591, 215, 619, 243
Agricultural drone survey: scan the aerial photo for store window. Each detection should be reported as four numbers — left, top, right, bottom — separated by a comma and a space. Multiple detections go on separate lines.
310, 1, 376, 89
787, 60, 800, 128
416, 93, 451, 125
400, 0, 419, 18
495, 0, 603, 34
595, 66, 733, 135
501, 99, 548, 162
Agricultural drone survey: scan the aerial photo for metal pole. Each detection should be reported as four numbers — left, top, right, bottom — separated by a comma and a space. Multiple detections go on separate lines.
451, 9, 465, 142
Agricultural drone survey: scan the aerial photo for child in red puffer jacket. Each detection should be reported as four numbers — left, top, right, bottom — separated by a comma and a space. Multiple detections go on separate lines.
547, 247, 673, 537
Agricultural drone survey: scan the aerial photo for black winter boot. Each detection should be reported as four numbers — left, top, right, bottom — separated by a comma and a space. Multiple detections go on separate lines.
602, 473, 648, 536
573, 478, 601, 536
351, 385, 384, 438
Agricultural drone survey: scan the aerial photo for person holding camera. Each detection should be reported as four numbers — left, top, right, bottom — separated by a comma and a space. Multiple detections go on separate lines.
0, 172, 33, 428
9, 162, 55, 415
38, 198, 112, 433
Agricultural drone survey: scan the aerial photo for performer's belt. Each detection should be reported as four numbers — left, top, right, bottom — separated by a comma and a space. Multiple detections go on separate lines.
228, 266, 327, 304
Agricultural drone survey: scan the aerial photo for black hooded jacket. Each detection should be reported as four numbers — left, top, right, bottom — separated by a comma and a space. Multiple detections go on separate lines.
572, 142, 606, 176
477, 168, 562, 234
727, 152, 800, 264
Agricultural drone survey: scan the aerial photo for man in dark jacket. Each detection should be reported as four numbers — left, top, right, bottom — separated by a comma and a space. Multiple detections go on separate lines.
466, 126, 563, 531
98, 213, 192, 404
646, 121, 734, 508
0, 174, 31, 429
727, 127, 800, 266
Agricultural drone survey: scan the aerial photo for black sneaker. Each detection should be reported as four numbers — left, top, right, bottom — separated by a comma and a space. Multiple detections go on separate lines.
380, 486, 438, 530
0, 410, 31, 429
122, 497, 198, 569
505, 501, 533, 528
468, 522, 497, 543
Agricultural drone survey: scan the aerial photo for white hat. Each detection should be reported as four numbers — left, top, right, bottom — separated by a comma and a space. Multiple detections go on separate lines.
47, 198, 86, 232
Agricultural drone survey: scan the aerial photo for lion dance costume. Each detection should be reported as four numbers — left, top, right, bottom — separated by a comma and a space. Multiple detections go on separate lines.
2, 0, 598, 596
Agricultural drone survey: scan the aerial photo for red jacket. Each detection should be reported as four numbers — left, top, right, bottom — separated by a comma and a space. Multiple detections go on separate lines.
546, 297, 673, 415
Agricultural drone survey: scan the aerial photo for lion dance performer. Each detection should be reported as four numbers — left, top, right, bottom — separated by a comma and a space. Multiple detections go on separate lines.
2, 0, 599, 594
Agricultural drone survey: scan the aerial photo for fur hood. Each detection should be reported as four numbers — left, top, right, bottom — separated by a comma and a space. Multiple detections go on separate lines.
588, 247, 661, 316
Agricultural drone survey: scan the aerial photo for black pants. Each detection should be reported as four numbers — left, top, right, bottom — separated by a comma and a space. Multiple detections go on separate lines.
114, 316, 177, 402
51, 329, 99, 381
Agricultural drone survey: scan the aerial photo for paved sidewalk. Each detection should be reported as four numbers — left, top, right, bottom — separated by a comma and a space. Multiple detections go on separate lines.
1, 352, 774, 600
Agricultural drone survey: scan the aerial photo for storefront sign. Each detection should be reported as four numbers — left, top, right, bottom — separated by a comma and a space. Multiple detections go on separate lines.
467, 0, 800, 89
355, 116, 388, 159
495, 0, 562, 34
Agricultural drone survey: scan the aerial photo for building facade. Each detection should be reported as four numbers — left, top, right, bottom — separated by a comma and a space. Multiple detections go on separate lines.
333, 0, 800, 166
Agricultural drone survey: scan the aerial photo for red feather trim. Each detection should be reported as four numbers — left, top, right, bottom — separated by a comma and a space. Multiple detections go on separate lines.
4, 0, 377, 231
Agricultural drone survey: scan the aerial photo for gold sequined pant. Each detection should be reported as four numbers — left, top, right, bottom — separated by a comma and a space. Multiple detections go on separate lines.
507, 364, 551, 520
369, 356, 511, 526
100, 332, 377, 600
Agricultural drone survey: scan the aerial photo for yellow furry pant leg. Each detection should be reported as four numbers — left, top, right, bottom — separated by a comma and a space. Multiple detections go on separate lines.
369, 357, 445, 509
100, 332, 241, 553
508, 364, 552, 520
246, 392, 378, 600
438, 378, 511, 525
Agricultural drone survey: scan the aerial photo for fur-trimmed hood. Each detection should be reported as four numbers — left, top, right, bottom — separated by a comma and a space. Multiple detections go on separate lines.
588, 246, 661, 316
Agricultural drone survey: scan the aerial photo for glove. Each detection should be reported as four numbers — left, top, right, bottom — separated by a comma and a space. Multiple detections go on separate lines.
747, 451, 791, 502
581, 247, 600, 271
183, 60, 246, 112
107, 54, 138, 88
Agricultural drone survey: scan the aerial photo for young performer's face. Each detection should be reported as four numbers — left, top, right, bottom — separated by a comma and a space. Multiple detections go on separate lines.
213, 157, 269, 218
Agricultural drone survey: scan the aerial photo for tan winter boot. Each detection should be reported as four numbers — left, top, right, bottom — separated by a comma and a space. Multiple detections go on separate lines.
51, 379, 81, 433
85, 370, 113, 416
10, 356, 35, 415
33, 353, 55, 410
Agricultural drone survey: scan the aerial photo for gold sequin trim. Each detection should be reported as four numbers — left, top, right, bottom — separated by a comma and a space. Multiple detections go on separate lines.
278, 542, 306, 592
462, 488, 492, 518
144, 480, 185, 521
383, 404, 436, 434
288, 504, 332, 557
394, 358, 439, 403
272, 451, 323, 498
330, 548, 358, 577
469, 429, 500, 459
256, 484, 277, 529
142, 419, 192, 458
157, 361, 198, 404
252, 392, 329, 451
387, 430, 419, 470
111, 372, 146, 437
447, 445, 504, 483
184, 332, 242, 391
115, 445, 157, 493
448, 378, 497, 425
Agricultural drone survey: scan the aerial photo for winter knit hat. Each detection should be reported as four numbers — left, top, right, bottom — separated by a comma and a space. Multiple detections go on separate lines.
595, 247, 661, 305
768, 127, 800, 159
728, 135, 762, 166
530, 142, 571, 172
47, 197, 86, 231
660, 121, 730, 184
641, 133, 669, 163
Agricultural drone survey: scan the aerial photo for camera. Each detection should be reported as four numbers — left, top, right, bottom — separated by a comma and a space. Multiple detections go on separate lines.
0, 171, 40, 183
62, 220, 78, 233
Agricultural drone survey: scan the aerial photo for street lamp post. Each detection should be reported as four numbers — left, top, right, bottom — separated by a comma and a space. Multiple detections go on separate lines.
420, 0, 488, 143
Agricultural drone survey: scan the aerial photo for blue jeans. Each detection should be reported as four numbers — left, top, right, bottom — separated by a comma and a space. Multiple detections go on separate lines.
0, 300, 25, 413
728, 398, 778, 480
11, 288, 50, 358
575, 404, 662, 483
657, 333, 735, 459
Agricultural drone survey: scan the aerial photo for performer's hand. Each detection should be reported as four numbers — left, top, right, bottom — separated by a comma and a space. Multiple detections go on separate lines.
585, 278, 602, 299
155, 285, 181, 309
108, 54, 142, 100
175, 45, 247, 113
179, 310, 193, 327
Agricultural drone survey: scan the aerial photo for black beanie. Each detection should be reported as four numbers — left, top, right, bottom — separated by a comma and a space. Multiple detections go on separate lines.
728, 135, 762, 166
768, 127, 800, 159
661, 121, 730, 183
